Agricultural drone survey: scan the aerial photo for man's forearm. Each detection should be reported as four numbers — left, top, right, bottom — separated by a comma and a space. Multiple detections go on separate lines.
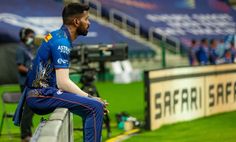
55, 68, 90, 97
58, 79, 89, 97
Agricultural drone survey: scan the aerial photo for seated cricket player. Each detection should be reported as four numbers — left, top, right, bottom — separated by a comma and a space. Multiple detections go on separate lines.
14, 3, 108, 142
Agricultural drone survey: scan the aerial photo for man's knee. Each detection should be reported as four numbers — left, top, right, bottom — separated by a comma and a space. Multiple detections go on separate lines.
91, 100, 104, 115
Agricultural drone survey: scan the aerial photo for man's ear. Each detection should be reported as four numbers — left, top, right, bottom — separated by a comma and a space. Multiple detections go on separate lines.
74, 18, 80, 27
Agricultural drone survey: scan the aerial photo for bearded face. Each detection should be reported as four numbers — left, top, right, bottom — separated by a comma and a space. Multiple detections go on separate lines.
76, 21, 89, 36
75, 11, 90, 36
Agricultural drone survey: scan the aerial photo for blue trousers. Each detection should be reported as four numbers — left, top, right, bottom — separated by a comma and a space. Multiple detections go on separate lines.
26, 87, 104, 142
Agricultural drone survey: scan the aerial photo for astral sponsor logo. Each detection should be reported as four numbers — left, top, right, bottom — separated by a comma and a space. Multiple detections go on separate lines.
58, 45, 70, 54
57, 58, 68, 64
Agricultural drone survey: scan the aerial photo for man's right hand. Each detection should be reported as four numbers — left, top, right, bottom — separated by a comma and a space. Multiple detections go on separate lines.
92, 96, 109, 114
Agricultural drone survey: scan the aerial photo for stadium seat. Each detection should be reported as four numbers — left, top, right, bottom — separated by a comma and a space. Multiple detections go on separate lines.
0, 92, 21, 136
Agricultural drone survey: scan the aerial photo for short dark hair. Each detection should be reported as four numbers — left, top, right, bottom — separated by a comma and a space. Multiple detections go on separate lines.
210, 39, 215, 45
191, 39, 196, 45
62, 3, 89, 25
200, 38, 207, 44
19, 28, 35, 42
230, 41, 234, 46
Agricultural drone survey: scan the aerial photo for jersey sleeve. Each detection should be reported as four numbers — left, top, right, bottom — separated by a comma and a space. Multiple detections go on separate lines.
50, 39, 71, 69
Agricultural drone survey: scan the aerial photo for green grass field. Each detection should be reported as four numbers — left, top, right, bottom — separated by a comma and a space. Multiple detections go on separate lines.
0, 81, 236, 142
125, 111, 236, 142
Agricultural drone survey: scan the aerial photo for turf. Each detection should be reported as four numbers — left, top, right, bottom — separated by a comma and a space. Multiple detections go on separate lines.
124, 111, 236, 142
0, 85, 50, 142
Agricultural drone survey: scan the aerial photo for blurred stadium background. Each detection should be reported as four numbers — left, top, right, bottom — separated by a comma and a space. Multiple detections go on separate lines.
0, 0, 236, 142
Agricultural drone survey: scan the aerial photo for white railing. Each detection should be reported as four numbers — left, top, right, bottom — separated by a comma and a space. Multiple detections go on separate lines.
83, 0, 102, 17
149, 27, 181, 54
109, 8, 140, 35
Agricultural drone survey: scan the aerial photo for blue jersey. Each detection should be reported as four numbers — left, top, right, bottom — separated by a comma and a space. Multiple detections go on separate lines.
26, 25, 72, 88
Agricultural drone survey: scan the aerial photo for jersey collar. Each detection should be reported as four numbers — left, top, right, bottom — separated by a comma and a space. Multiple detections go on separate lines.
61, 25, 72, 47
